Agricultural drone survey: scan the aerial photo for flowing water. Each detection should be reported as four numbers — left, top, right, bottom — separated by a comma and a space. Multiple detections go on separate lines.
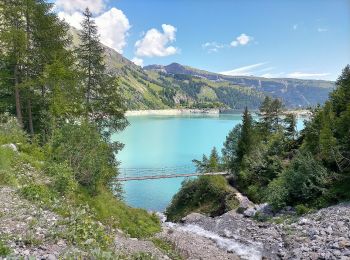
112, 113, 305, 211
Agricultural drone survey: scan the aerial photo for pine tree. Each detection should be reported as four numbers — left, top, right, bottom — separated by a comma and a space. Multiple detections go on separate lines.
237, 107, 254, 163
76, 8, 105, 115
76, 8, 128, 137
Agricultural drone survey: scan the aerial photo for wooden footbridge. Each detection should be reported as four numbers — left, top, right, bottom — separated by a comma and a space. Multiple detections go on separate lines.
114, 165, 228, 181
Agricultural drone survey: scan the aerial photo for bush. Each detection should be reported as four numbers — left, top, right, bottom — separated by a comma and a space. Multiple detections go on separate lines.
295, 204, 311, 215
166, 176, 235, 222
20, 184, 55, 204
61, 205, 112, 250
50, 122, 119, 195
266, 152, 330, 209
0, 113, 27, 145
266, 177, 288, 210
44, 162, 77, 195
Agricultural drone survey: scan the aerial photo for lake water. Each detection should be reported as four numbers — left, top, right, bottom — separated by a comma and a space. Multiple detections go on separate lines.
112, 114, 305, 212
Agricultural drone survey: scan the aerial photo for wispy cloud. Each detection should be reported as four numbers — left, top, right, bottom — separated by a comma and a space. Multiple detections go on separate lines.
287, 72, 330, 78
202, 33, 254, 53
219, 62, 267, 76
292, 24, 298, 30
202, 42, 226, 53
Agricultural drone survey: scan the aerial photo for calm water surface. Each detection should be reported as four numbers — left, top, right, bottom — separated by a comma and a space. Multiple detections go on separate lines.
112, 114, 305, 211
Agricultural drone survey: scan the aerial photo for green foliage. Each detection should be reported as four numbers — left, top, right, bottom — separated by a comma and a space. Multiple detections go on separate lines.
77, 188, 161, 238
0, 114, 27, 145
50, 122, 120, 195
0, 239, 11, 257
295, 204, 311, 215
222, 124, 241, 172
237, 107, 254, 163
44, 162, 77, 195
166, 176, 236, 222
20, 183, 55, 204
193, 147, 224, 173
132, 252, 156, 260
266, 152, 330, 209
152, 238, 183, 260
60, 205, 112, 250
0, 147, 17, 186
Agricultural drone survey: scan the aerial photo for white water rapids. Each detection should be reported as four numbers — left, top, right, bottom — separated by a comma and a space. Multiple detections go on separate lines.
157, 213, 263, 260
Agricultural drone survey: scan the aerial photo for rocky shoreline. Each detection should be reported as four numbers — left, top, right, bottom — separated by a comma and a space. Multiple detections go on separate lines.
125, 109, 220, 116
125, 109, 311, 117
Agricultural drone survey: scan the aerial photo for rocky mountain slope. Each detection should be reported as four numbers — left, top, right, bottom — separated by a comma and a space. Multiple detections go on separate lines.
70, 28, 334, 110
144, 63, 335, 108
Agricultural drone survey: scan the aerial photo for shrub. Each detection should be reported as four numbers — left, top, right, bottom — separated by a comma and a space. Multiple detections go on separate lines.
295, 204, 311, 215
266, 152, 330, 209
62, 206, 112, 250
266, 177, 288, 210
50, 122, 119, 195
0, 113, 27, 145
20, 184, 55, 204
44, 162, 77, 195
165, 176, 234, 222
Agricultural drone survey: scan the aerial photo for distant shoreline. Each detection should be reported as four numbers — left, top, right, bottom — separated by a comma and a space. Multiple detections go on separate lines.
125, 109, 311, 117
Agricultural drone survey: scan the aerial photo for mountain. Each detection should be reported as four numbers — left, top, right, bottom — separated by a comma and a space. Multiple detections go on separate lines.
69, 27, 334, 110
144, 63, 335, 108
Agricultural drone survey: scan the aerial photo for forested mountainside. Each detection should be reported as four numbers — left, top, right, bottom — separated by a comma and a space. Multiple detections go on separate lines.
144, 63, 335, 108
70, 28, 333, 110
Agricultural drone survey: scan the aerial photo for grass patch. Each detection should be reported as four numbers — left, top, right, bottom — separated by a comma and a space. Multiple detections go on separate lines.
76, 188, 161, 238
0, 239, 11, 257
0, 147, 17, 186
152, 238, 183, 260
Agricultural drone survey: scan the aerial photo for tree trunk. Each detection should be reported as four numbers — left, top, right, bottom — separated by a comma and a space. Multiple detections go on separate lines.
14, 64, 23, 126
27, 96, 34, 137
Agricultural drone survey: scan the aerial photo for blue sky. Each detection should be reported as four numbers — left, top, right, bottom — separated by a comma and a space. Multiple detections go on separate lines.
54, 0, 350, 80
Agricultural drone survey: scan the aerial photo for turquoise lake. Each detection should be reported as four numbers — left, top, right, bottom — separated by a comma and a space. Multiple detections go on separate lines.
112, 114, 305, 212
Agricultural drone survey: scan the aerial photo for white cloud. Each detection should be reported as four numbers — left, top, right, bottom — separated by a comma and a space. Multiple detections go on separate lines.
231, 33, 252, 47
95, 8, 130, 53
57, 3, 131, 53
135, 24, 178, 57
287, 72, 330, 78
317, 27, 328, 32
131, 57, 144, 67
202, 42, 225, 53
55, 0, 105, 14
220, 62, 267, 76
58, 11, 83, 30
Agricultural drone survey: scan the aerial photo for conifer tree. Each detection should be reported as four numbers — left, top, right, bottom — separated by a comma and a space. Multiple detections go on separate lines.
237, 107, 254, 163
76, 8, 128, 137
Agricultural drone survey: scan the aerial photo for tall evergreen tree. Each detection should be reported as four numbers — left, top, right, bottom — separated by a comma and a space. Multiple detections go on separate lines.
76, 8, 105, 115
76, 8, 128, 137
237, 107, 254, 163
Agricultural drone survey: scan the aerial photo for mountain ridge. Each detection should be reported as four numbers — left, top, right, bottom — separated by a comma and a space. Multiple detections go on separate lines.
69, 27, 335, 110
